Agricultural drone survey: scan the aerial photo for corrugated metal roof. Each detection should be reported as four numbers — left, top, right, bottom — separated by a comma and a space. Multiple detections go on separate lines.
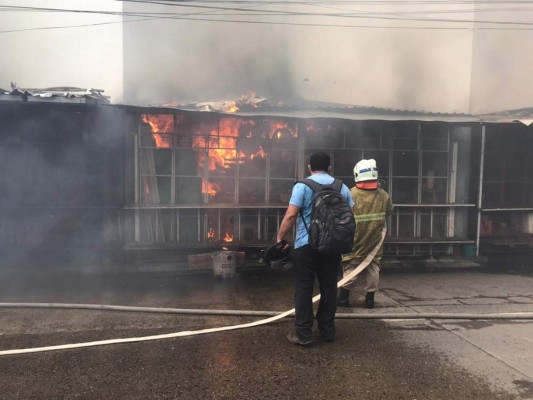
115, 99, 533, 126
2, 88, 531, 126
115, 99, 480, 124
478, 107, 533, 126
0, 86, 110, 104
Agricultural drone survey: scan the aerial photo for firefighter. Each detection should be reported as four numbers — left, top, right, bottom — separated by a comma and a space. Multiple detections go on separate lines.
337, 159, 393, 309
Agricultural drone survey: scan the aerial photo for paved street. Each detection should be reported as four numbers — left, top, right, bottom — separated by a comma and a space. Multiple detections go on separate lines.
0, 267, 532, 399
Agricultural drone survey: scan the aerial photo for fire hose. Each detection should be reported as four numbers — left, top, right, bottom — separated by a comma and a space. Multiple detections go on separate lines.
1, 228, 532, 356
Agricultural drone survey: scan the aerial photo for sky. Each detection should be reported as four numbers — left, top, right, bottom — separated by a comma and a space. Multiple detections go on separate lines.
1, 1, 533, 113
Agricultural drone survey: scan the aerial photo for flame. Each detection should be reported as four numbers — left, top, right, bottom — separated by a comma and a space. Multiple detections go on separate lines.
250, 146, 267, 160
239, 92, 261, 108
142, 115, 296, 198
203, 181, 220, 197
141, 114, 173, 148
268, 121, 298, 139
191, 119, 263, 196
225, 101, 239, 113
222, 246, 229, 251
193, 120, 243, 171
306, 121, 318, 133
207, 228, 233, 243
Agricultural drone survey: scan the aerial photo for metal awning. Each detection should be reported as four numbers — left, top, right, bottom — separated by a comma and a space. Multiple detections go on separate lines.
114, 101, 533, 126
113, 103, 480, 124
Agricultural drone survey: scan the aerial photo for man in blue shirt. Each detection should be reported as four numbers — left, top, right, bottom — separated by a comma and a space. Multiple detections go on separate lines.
277, 152, 354, 345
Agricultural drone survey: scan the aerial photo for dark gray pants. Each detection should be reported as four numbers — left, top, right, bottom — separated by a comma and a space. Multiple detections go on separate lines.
292, 245, 341, 341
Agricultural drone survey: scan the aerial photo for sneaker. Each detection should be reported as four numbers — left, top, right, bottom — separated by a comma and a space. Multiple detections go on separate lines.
365, 292, 375, 309
286, 333, 313, 346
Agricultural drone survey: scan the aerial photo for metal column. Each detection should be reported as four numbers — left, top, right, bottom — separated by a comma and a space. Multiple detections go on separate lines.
475, 126, 486, 256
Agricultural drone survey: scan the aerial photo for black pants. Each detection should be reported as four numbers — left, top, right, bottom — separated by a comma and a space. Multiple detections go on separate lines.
292, 245, 341, 341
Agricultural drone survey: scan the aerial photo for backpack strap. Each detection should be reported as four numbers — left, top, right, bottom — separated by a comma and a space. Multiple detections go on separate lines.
296, 178, 343, 193
294, 179, 321, 235
295, 178, 321, 192
331, 179, 343, 193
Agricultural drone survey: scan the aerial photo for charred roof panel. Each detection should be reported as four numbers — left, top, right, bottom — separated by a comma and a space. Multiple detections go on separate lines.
0, 87, 110, 104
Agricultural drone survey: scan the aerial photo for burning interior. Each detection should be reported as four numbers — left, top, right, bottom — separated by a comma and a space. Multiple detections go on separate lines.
124, 105, 533, 266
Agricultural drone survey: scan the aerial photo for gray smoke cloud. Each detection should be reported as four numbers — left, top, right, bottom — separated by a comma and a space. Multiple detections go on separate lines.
122, 2, 533, 114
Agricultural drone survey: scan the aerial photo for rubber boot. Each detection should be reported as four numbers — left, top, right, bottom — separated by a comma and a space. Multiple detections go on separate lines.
365, 292, 375, 309
336, 288, 350, 308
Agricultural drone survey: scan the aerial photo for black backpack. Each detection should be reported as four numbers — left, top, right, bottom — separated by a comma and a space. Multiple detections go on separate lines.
296, 178, 356, 254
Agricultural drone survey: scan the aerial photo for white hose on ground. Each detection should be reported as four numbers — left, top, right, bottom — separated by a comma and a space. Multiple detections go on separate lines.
1, 303, 532, 320
2, 227, 530, 357
0, 249, 373, 356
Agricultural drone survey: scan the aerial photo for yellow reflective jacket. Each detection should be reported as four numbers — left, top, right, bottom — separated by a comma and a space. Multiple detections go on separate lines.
342, 187, 393, 265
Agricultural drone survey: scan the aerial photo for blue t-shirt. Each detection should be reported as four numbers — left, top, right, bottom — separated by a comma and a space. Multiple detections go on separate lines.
289, 172, 354, 249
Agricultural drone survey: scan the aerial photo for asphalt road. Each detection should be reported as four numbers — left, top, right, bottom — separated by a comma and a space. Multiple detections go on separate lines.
0, 267, 531, 399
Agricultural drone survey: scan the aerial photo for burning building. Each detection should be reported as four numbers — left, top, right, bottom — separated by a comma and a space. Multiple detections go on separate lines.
120, 97, 533, 267
0, 88, 532, 269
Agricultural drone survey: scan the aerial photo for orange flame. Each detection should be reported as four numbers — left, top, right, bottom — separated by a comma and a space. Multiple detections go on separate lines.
268, 121, 298, 139
141, 114, 173, 148
208, 228, 216, 240
143, 115, 296, 198
192, 119, 263, 196
223, 233, 234, 242
250, 146, 267, 160
226, 101, 239, 113
203, 180, 220, 197
239, 91, 260, 108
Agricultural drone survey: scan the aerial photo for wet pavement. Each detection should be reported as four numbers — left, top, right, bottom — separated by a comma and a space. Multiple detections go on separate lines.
0, 267, 532, 399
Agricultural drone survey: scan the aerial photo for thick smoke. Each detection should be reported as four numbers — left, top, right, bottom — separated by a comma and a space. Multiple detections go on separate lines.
123, 3, 299, 104
123, 2, 533, 114
469, 7, 533, 114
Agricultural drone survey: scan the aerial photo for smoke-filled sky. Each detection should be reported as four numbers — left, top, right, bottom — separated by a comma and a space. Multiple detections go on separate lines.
1, 1, 533, 113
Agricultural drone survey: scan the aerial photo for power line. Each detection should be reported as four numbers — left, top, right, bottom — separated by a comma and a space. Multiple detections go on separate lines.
0, 18, 149, 34
3, 13, 533, 35
2, 1, 533, 34
114, 0, 533, 4
2, 3, 533, 26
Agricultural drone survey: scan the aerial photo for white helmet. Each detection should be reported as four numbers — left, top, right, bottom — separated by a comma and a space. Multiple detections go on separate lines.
353, 159, 378, 183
